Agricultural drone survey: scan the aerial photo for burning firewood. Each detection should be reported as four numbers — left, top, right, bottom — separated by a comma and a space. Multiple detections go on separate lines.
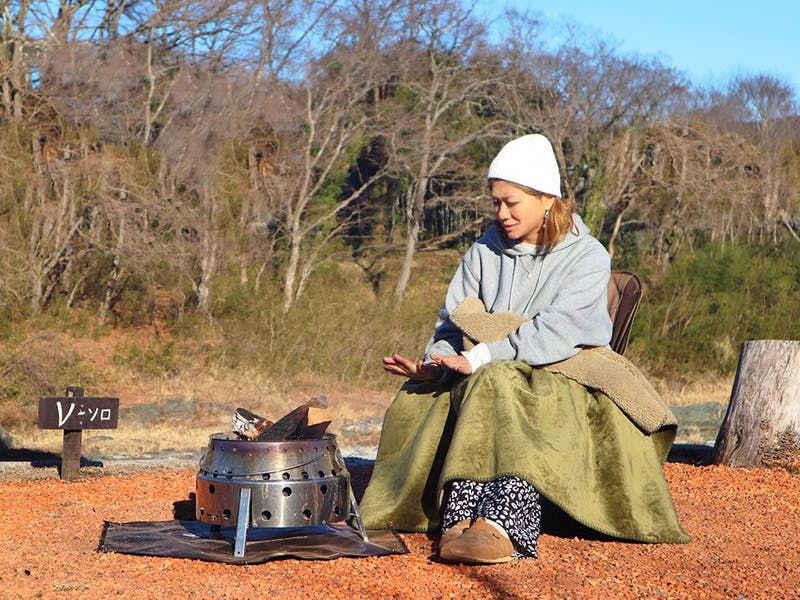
231, 396, 332, 441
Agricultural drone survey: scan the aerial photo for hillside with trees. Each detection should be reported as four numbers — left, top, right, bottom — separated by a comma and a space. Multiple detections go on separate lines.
1, 0, 799, 410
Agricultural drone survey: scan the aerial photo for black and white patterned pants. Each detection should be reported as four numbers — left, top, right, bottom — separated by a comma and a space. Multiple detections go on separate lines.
441, 476, 542, 558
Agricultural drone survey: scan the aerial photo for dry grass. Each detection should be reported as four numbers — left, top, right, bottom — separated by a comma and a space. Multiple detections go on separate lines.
3, 352, 395, 458
8, 362, 729, 459
652, 373, 733, 407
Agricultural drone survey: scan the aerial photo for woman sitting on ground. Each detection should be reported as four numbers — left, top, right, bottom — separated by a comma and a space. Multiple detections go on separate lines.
359, 133, 689, 564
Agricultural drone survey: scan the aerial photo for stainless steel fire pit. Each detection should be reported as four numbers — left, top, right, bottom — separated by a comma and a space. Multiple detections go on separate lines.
196, 433, 367, 557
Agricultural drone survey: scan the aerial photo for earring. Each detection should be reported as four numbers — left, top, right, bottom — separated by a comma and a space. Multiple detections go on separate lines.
543, 208, 551, 228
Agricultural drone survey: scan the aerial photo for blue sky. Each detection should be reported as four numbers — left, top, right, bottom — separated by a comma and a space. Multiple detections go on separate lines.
474, 0, 800, 96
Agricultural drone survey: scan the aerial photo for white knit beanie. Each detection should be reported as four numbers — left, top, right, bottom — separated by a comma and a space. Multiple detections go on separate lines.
487, 134, 562, 198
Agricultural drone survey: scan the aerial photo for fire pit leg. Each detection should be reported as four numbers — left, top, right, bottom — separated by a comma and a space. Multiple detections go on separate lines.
348, 485, 369, 543
233, 487, 251, 558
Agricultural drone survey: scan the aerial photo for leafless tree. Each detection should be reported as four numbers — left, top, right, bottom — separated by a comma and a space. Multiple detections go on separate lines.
501, 21, 686, 240
382, 0, 504, 299
262, 1, 400, 312
726, 74, 798, 243
5, 0, 800, 331
2, 0, 37, 121
24, 129, 88, 311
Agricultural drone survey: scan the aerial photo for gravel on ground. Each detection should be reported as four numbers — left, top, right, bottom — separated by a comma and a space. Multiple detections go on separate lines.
2, 459, 799, 599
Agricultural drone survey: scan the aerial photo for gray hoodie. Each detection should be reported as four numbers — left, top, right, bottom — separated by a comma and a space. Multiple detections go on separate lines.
425, 214, 612, 366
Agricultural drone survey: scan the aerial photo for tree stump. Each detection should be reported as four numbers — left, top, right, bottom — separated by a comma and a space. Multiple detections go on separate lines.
713, 340, 800, 470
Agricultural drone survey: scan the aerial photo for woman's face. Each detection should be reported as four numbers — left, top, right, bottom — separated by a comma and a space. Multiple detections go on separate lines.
491, 180, 555, 245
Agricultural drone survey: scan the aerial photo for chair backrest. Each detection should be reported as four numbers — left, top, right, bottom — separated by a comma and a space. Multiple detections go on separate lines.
607, 271, 642, 356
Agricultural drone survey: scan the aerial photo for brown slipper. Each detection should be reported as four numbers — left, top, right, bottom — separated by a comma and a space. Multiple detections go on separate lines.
439, 518, 514, 564
439, 519, 472, 551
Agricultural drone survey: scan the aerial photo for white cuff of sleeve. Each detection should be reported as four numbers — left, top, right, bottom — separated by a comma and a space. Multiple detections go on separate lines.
461, 342, 491, 372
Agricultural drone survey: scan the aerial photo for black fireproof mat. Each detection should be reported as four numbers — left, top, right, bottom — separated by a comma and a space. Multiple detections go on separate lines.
99, 520, 408, 564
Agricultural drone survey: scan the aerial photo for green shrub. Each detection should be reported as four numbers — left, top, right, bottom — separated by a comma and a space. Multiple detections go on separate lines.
632, 241, 800, 377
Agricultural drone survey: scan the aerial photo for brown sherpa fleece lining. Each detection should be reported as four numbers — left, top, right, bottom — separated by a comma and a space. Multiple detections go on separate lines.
448, 297, 676, 434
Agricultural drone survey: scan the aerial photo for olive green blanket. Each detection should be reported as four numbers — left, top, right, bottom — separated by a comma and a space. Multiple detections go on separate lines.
360, 361, 690, 543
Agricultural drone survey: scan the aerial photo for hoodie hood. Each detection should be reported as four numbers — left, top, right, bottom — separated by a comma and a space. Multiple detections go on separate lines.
482, 214, 591, 258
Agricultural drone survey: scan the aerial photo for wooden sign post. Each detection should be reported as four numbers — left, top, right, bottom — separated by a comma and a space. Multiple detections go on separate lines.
37, 386, 119, 481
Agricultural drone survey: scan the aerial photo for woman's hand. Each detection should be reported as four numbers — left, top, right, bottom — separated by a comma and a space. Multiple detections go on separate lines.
431, 354, 473, 376
382, 354, 443, 381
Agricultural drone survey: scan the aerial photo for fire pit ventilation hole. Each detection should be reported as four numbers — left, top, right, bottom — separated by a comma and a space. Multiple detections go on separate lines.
303, 509, 312, 519
282, 472, 290, 480
301, 471, 309, 479
331, 469, 337, 476
209, 485, 216, 494
282, 487, 292, 497
261, 510, 271, 520
334, 506, 340, 516
320, 484, 328, 495
199, 507, 205, 515
317, 470, 325, 478
223, 509, 231, 519
281, 448, 288, 454
262, 473, 270, 480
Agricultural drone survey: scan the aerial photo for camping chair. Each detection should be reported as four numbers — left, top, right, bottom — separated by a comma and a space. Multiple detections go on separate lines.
607, 271, 642, 356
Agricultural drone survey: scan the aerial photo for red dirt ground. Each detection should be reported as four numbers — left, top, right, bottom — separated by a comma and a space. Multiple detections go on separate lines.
2, 462, 799, 599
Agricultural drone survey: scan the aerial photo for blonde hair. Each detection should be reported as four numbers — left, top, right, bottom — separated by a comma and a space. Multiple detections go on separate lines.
490, 179, 576, 249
